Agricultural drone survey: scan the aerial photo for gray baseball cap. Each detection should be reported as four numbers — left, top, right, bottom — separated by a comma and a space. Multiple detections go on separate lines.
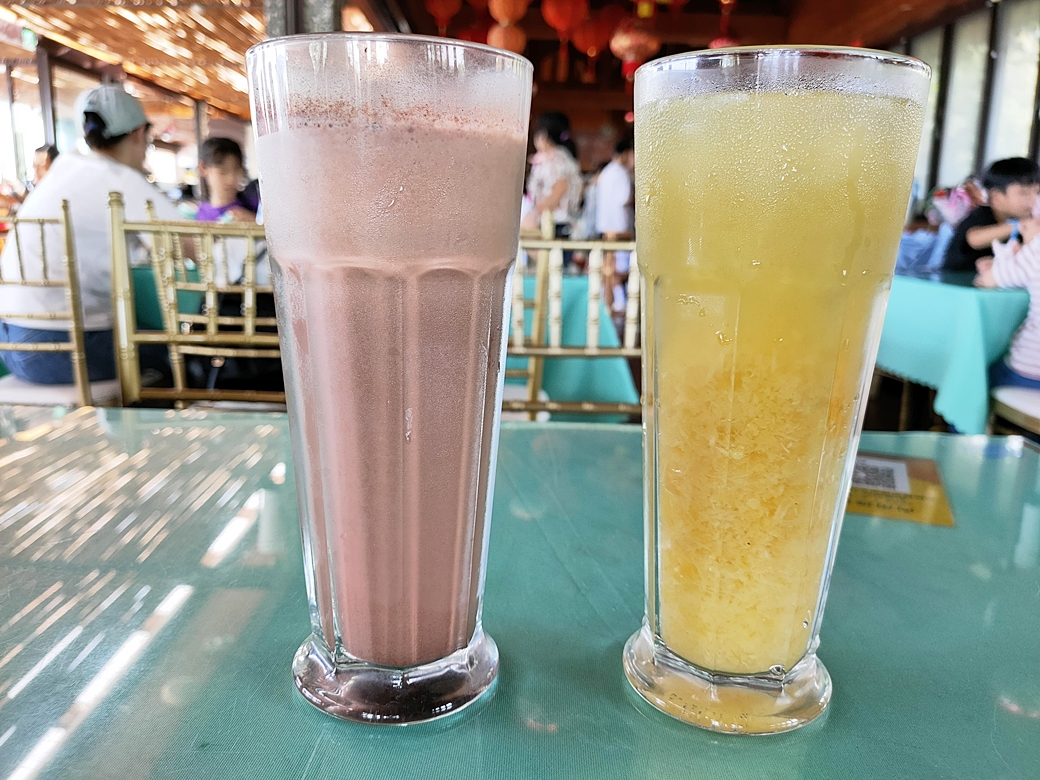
78, 84, 148, 138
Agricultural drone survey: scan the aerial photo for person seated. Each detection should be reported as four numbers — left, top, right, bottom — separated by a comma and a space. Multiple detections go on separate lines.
33, 144, 58, 187
595, 137, 635, 312
0, 144, 59, 213
976, 218, 1040, 388
196, 137, 255, 223
191, 137, 279, 393
0, 84, 181, 385
944, 157, 1040, 272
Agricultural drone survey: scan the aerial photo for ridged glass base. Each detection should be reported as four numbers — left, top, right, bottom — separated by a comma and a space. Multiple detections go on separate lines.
623, 622, 831, 734
293, 629, 498, 725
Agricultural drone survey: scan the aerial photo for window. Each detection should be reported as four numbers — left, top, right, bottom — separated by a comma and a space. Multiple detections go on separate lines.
53, 65, 101, 155
984, 0, 1040, 165
0, 65, 46, 187
937, 9, 992, 187
0, 65, 45, 186
0, 67, 17, 184
910, 28, 944, 202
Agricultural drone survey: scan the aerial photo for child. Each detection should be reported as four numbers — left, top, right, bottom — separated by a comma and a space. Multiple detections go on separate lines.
196, 137, 254, 223
944, 157, 1040, 272
976, 218, 1040, 388
195, 137, 267, 287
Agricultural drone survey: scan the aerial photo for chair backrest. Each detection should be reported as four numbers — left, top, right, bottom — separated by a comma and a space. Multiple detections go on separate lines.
109, 192, 283, 407
0, 200, 93, 405
506, 213, 641, 419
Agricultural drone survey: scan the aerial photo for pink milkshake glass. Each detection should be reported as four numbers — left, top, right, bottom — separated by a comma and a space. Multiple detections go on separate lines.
247, 34, 532, 724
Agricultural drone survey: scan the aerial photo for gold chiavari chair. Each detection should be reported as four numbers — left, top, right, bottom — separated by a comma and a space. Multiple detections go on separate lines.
0, 201, 121, 407
505, 213, 642, 420
109, 192, 283, 408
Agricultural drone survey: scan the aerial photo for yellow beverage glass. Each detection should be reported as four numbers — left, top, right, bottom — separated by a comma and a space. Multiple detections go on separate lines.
623, 48, 929, 734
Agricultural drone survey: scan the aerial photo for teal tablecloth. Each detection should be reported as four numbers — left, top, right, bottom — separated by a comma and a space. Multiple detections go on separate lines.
0, 408, 1038, 779
506, 275, 639, 421
876, 272, 1030, 434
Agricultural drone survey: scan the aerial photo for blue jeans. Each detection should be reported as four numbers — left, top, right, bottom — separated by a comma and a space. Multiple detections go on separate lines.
0, 322, 116, 384
989, 358, 1040, 390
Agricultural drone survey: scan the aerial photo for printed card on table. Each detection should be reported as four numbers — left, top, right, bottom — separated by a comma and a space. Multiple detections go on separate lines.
846, 452, 955, 527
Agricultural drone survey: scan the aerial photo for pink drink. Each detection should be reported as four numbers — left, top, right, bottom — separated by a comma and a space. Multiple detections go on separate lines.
259, 124, 524, 667
250, 33, 532, 724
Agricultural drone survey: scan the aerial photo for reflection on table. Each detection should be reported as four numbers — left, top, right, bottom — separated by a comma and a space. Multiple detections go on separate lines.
878, 271, 1030, 433
0, 410, 1036, 779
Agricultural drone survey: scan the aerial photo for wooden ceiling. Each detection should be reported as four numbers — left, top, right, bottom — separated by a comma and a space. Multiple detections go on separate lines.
0, 0, 988, 121
387, 0, 985, 113
0, 1, 263, 117
789, 0, 984, 44
402, 0, 984, 48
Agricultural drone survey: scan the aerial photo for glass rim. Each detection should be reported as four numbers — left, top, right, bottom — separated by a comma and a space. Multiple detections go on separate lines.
247, 32, 533, 73
636, 45, 930, 80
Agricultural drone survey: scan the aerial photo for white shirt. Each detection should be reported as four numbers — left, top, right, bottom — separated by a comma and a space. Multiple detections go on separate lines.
595, 160, 633, 273
0, 152, 181, 331
993, 237, 1040, 379
595, 160, 633, 236
526, 147, 583, 228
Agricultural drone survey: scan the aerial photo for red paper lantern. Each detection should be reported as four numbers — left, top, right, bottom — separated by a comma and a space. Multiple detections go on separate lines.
542, 0, 588, 37
610, 16, 661, 93
664, 0, 688, 16
609, 17, 661, 62
573, 7, 621, 82
572, 17, 604, 82
572, 16, 607, 59
426, 0, 463, 35
489, 0, 528, 24
597, 4, 627, 37
457, 14, 493, 44
707, 0, 739, 47
487, 22, 527, 53
543, 0, 589, 81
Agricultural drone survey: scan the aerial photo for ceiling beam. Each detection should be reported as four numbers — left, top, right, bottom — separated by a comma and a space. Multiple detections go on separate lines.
465, 13, 789, 46
787, 0, 984, 46
532, 86, 633, 113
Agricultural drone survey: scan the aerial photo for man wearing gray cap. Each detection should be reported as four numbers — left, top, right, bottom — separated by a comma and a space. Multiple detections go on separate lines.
0, 83, 181, 385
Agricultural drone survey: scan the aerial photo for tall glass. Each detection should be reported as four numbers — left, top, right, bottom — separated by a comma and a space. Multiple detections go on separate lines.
248, 34, 532, 724
624, 48, 929, 734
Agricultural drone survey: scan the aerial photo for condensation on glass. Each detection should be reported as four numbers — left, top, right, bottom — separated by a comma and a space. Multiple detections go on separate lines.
624, 47, 930, 734
248, 33, 532, 725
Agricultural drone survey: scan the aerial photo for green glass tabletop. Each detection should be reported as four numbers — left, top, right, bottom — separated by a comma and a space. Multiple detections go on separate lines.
0, 409, 1037, 779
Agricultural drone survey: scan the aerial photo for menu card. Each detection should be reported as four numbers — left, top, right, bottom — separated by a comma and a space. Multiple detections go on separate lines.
846, 452, 954, 527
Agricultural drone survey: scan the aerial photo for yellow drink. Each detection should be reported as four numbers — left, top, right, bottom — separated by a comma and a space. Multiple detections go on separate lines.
637, 90, 923, 676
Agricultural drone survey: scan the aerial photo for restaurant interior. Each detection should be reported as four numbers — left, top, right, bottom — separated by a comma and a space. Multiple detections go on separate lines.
0, 0, 1038, 778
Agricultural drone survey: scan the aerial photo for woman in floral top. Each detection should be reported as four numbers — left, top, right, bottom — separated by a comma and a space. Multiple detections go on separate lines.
526, 112, 584, 239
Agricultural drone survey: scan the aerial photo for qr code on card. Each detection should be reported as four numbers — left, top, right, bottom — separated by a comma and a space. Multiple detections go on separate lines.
852, 456, 911, 494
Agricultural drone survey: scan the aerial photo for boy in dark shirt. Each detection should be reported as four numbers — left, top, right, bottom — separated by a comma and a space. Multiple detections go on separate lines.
945, 157, 1040, 271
